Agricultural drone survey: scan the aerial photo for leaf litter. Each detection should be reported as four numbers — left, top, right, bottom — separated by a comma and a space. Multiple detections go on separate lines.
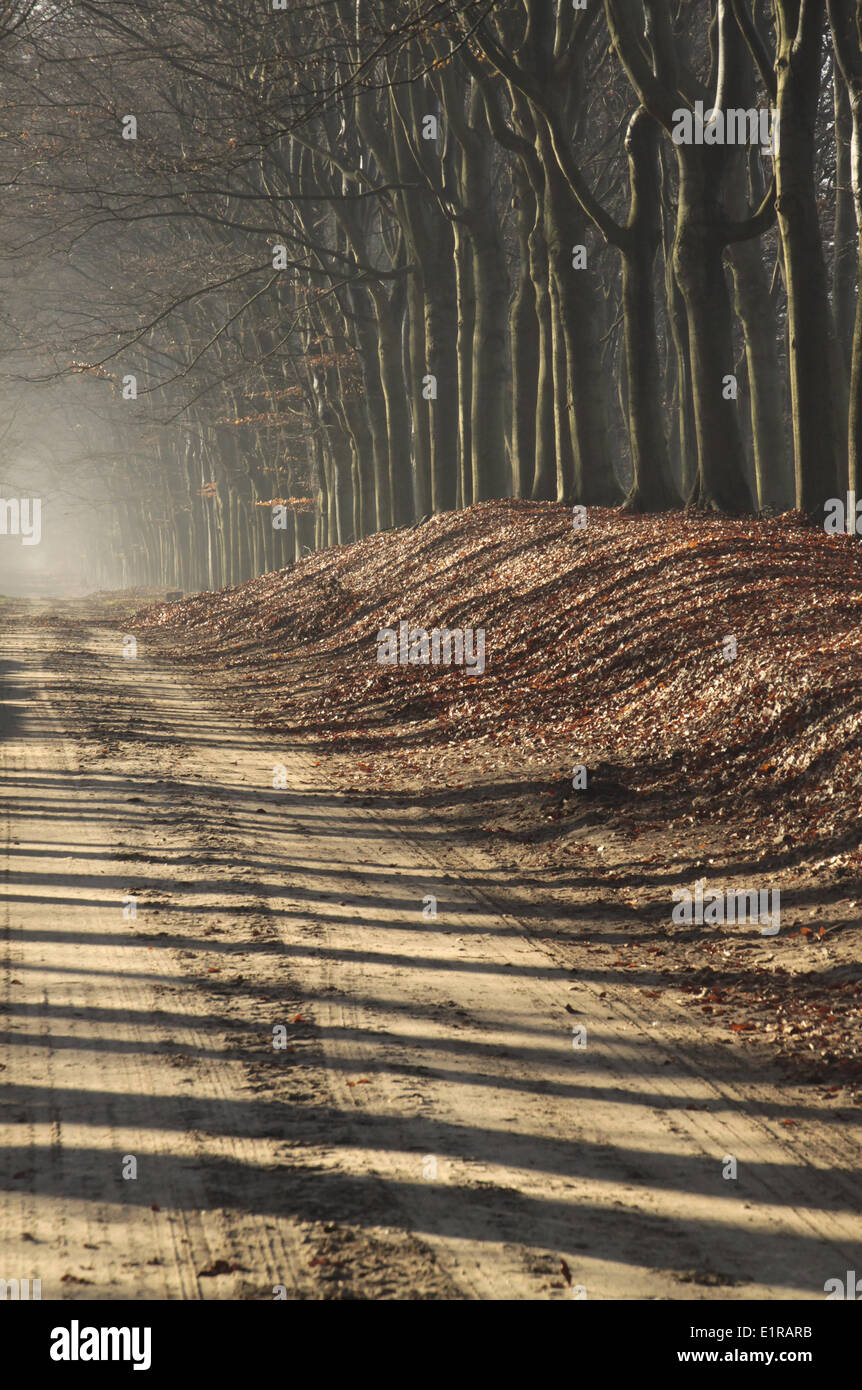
133, 500, 862, 1096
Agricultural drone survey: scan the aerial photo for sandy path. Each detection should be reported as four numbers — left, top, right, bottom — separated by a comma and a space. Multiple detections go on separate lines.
1, 606, 860, 1299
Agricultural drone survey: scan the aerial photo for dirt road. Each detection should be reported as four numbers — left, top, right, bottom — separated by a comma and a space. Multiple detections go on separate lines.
1, 602, 861, 1299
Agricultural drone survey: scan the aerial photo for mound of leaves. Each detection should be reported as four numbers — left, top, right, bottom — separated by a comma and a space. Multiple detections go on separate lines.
134, 499, 862, 845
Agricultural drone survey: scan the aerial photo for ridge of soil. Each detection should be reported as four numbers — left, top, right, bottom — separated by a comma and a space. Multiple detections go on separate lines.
128, 502, 862, 1101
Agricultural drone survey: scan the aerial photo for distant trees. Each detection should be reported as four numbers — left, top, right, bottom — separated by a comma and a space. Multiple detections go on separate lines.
0, 0, 857, 590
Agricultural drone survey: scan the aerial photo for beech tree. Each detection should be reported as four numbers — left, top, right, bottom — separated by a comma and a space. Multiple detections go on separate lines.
0, 0, 858, 591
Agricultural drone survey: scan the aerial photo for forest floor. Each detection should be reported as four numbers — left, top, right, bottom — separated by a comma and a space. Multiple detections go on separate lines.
1, 501, 861, 1299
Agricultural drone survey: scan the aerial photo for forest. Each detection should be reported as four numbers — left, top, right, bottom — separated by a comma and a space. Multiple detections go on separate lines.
0, 0, 860, 592
2, 0, 862, 1323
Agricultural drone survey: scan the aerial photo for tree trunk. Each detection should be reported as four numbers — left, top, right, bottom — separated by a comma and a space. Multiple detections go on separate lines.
674, 155, 754, 512
406, 270, 431, 520
454, 217, 474, 508
834, 63, 856, 372
726, 153, 791, 511
509, 162, 539, 498
620, 110, 680, 511
527, 172, 557, 501
425, 255, 460, 512
539, 129, 616, 503
470, 227, 511, 501
775, 0, 842, 511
